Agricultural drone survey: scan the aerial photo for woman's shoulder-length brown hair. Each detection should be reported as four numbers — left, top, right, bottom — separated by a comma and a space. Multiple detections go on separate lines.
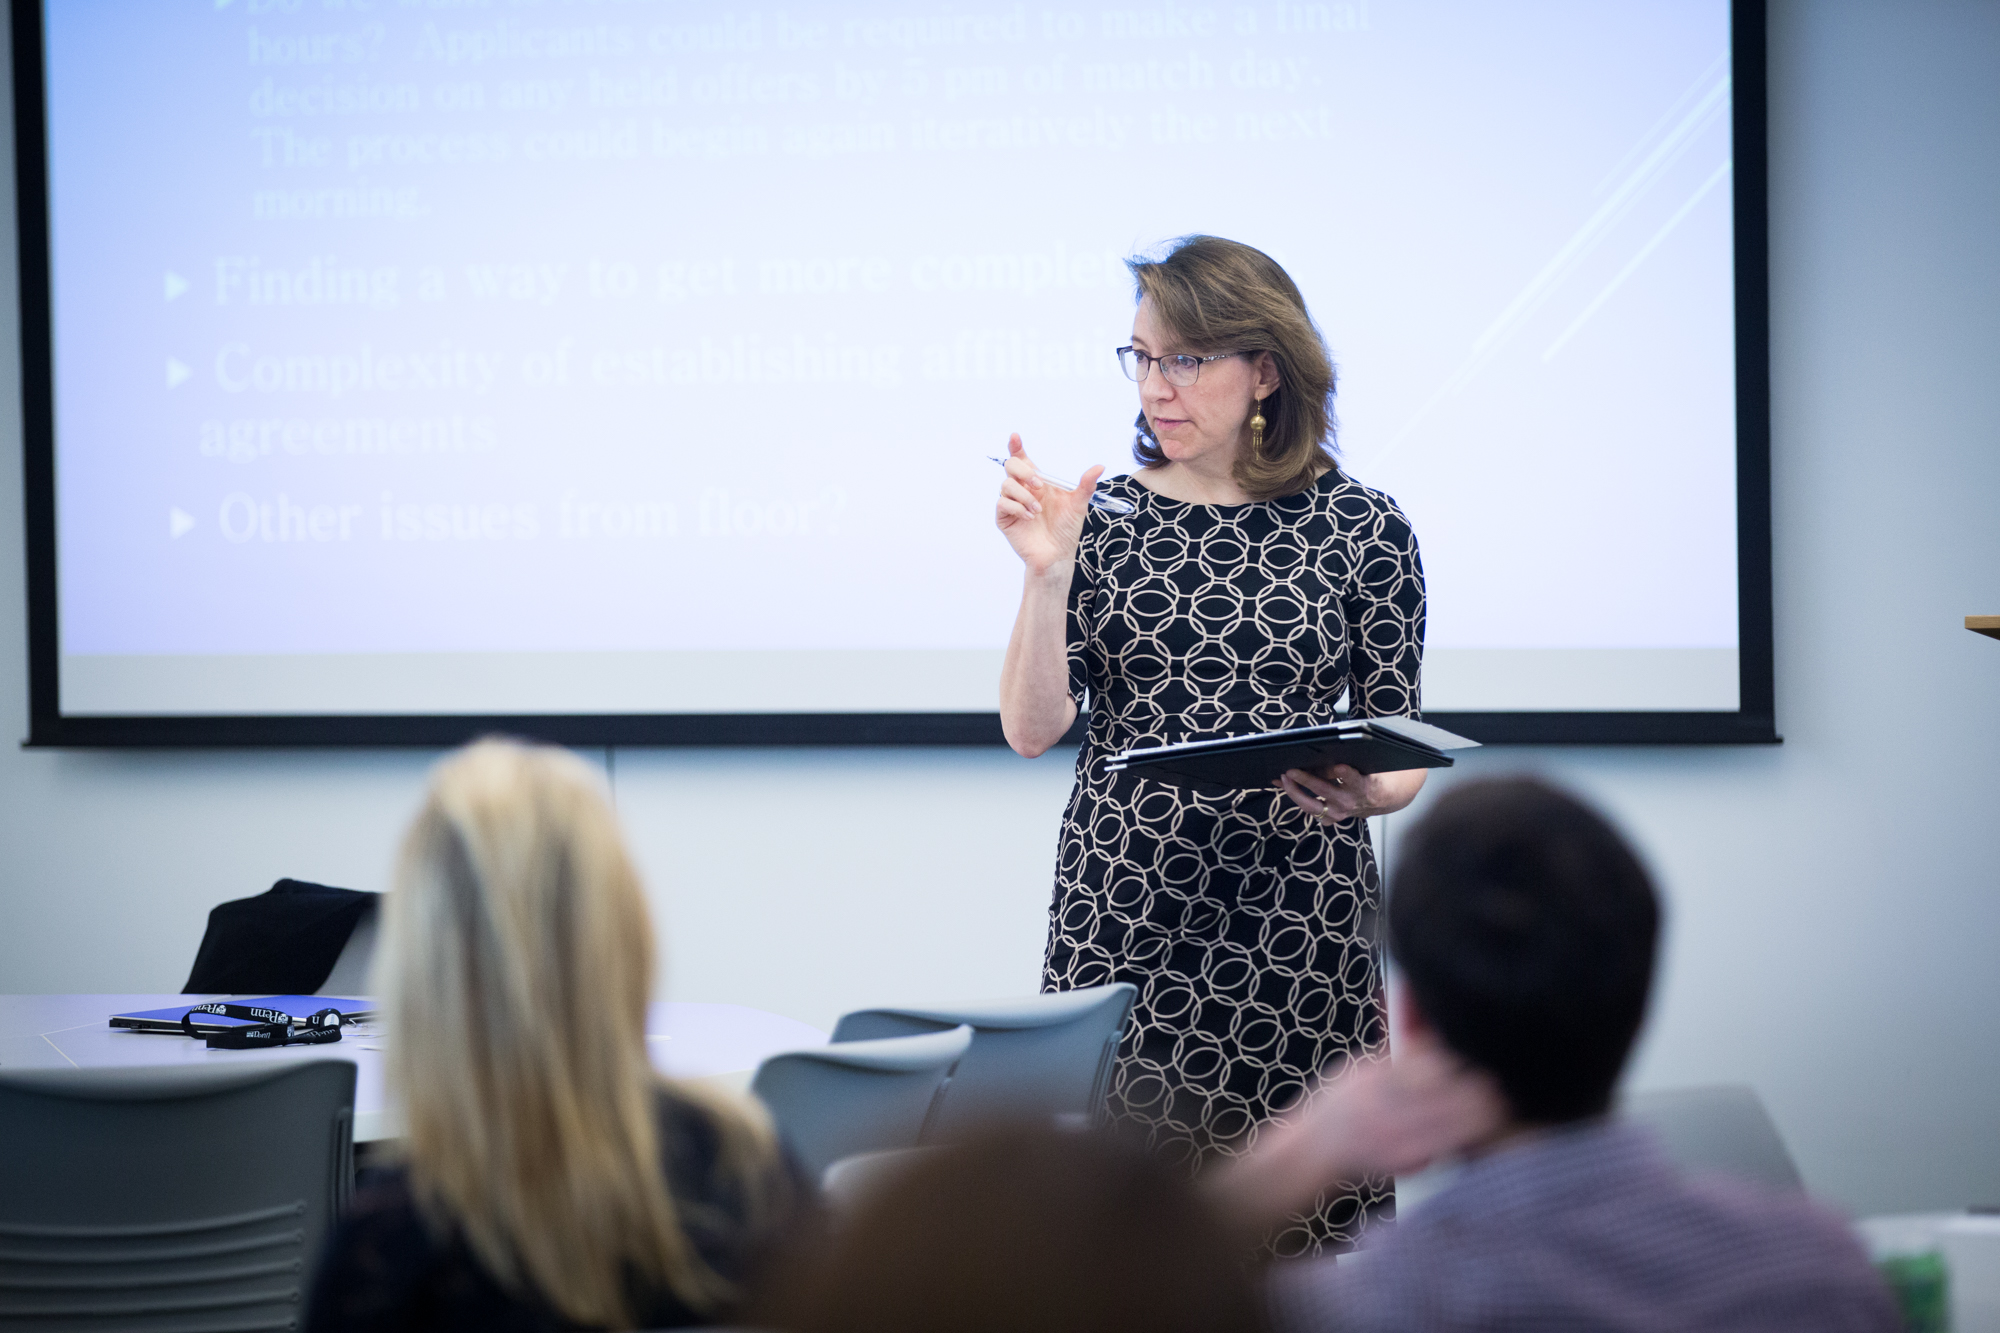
1127, 235, 1337, 501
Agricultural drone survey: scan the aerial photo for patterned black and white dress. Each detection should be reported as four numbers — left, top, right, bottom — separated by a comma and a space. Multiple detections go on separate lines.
1041, 465, 1426, 1258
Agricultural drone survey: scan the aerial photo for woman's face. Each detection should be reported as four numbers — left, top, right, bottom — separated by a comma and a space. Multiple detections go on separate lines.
1131, 296, 1279, 469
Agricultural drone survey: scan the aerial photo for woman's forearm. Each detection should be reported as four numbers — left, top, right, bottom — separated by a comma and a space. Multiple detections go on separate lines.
1000, 563, 1079, 757
1372, 766, 1427, 816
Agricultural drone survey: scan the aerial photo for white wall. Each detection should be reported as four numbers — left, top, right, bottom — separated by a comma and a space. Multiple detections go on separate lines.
2, 0, 1995, 1218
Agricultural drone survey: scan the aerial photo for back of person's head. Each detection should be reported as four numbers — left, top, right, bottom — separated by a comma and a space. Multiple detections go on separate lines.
382, 737, 776, 1326
1389, 776, 1660, 1125
772, 1127, 1263, 1333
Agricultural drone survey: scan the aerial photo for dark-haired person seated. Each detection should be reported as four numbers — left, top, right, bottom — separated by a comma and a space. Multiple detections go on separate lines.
768, 1126, 1264, 1333
307, 741, 803, 1333
1210, 777, 1898, 1333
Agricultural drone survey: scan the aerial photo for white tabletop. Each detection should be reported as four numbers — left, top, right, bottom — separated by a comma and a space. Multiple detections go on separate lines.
0, 994, 827, 1142
1858, 1212, 2000, 1333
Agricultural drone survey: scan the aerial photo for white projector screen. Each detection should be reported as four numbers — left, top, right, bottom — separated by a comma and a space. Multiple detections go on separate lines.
20, 0, 1772, 745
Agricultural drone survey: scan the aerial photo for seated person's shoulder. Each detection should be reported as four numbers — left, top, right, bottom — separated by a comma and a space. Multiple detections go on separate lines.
1271, 1158, 1898, 1333
308, 1169, 574, 1333
653, 1082, 812, 1272
310, 1168, 432, 1308
1571, 1171, 1903, 1331
1669, 1173, 1895, 1299
655, 1081, 796, 1200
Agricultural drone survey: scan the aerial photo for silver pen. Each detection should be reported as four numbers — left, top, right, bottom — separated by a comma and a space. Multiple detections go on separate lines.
987, 456, 1137, 515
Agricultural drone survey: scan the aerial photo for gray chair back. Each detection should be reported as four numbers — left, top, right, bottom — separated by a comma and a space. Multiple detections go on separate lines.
0, 1060, 356, 1332
316, 909, 378, 998
819, 1146, 939, 1212
751, 1026, 971, 1181
830, 983, 1136, 1139
1619, 1083, 1804, 1191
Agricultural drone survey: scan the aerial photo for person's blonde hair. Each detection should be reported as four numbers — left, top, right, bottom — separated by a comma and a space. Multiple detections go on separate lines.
1128, 235, 1338, 501
381, 738, 779, 1328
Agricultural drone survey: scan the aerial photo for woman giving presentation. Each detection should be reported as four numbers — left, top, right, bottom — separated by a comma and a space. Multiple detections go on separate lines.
996, 235, 1428, 1256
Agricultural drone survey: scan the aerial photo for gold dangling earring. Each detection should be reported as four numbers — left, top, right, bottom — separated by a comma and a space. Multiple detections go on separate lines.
1249, 397, 1266, 455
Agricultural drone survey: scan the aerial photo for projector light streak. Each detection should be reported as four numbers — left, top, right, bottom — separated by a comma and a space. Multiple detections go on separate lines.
1588, 51, 1730, 199
1468, 75, 1731, 357
1541, 159, 1733, 363
1379, 70, 1732, 456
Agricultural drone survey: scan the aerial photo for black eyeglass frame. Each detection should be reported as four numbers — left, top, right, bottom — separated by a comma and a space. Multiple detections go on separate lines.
1116, 346, 1245, 387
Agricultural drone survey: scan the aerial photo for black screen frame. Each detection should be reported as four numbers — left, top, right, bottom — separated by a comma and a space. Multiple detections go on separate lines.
14, 0, 1776, 750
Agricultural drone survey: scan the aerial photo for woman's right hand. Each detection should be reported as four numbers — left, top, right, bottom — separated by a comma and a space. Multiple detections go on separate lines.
995, 433, 1105, 578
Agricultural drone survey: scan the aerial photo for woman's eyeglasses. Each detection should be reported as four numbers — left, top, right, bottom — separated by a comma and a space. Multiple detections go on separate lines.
1117, 346, 1243, 387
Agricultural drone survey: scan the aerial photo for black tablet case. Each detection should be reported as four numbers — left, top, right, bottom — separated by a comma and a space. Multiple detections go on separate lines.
1108, 721, 1457, 795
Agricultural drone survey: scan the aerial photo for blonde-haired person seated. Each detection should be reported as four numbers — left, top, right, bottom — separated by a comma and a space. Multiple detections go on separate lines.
308, 739, 804, 1332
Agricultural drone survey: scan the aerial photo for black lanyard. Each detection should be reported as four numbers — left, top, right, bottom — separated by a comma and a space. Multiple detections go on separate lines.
180, 1002, 347, 1049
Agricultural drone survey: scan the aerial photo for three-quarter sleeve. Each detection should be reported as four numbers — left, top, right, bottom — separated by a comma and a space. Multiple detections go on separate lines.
1341, 493, 1426, 720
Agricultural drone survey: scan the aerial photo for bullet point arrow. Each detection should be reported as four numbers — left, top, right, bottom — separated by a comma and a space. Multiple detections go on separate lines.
166, 357, 190, 388
169, 507, 195, 538
164, 271, 188, 301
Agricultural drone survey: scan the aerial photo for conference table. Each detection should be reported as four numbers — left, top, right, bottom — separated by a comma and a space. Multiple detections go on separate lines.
0, 994, 829, 1141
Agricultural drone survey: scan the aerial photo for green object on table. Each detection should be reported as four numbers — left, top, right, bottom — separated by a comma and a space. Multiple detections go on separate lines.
1877, 1250, 1949, 1333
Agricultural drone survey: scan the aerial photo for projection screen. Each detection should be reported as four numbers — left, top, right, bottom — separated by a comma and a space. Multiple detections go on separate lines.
18, 0, 1774, 746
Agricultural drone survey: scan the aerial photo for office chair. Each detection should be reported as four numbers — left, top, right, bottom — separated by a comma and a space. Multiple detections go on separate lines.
0, 1060, 355, 1331
316, 908, 378, 997
751, 1026, 971, 1181
818, 1146, 942, 1214
1620, 1083, 1805, 1191
830, 983, 1136, 1139
183, 878, 379, 996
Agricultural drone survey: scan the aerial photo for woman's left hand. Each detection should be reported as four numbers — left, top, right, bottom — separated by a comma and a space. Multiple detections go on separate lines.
1276, 764, 1427, 826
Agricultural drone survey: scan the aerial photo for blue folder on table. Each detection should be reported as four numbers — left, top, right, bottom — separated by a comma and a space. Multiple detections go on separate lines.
110, 996, 374, 1033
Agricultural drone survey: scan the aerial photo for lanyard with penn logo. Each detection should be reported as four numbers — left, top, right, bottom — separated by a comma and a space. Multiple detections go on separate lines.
179, 1002, 347, 1049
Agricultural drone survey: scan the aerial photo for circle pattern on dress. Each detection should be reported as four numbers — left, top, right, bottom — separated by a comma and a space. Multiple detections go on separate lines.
1042, 466, 1425, 1258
